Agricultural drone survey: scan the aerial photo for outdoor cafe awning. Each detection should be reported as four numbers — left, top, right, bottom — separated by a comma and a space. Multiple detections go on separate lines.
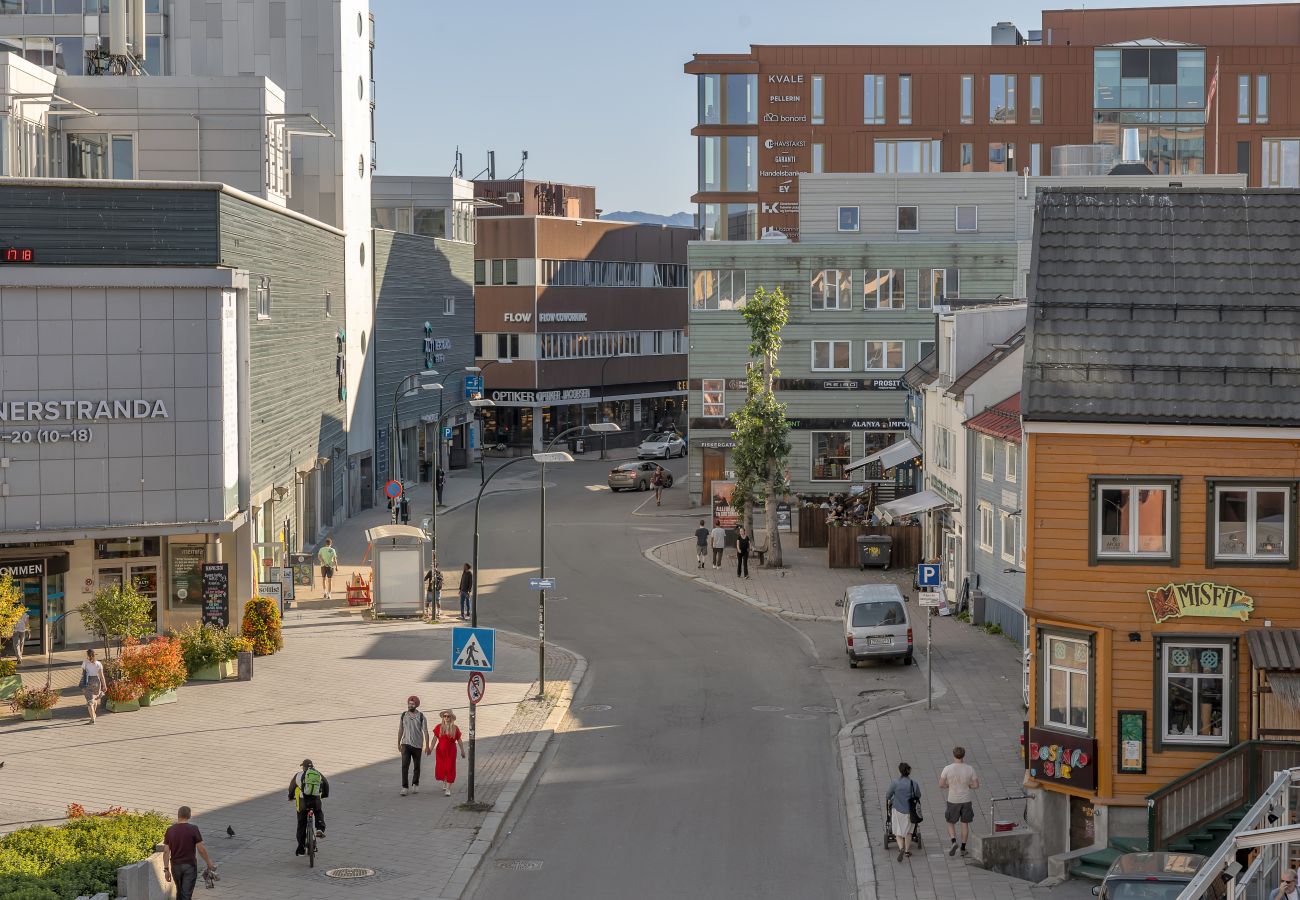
874, 489, 949, 524
1247, 629, 1300, 710
846, 437, 921, 474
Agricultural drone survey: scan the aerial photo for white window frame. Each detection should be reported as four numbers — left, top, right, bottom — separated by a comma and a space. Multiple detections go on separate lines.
955, 205, 978, 232
864, 340, 904, 372
864, 74, 885, 124
959, 74, 974, 124
918, 339, 935, 361
1213, 485, 1290, 561
811, 340, 852, 372
896, 205, 919, 233
978, 502, 994, 551
254, 274, 271, 320
811, 270, 851, 311
979, 435, 995, 481
1044, 634, 1090, 734
1096, 483, 1173, 559
1161, 641, 1231, 746
1000, 510, 1017, 564
898, 74, 912, 125
443, 295, 455, 316
701, 378, 725, 418
865, 268, 905, 311
811, 74, 825, 125
838, 206, 860, 232
1005, 441, 1019, 483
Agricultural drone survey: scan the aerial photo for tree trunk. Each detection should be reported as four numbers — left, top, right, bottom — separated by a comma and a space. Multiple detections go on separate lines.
762, 353, 783, 568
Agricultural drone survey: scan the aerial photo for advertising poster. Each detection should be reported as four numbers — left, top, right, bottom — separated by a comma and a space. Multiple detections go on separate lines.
1118, 710, 1147, 774
290, 553, 314, 588
711, 480, 740, 529
169, 544, 206, 607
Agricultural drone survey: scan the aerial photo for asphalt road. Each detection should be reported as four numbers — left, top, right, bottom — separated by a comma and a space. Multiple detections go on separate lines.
434, 458, 856, 899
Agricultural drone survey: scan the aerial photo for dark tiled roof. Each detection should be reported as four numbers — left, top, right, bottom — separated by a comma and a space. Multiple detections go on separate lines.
1023, 188, 1300, 426
965, 393, 1022, 443
946, 328, 1025, 400
905, 350, 938, 389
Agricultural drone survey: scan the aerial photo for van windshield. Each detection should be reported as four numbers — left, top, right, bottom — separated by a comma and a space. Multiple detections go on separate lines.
852, 601, 905, 627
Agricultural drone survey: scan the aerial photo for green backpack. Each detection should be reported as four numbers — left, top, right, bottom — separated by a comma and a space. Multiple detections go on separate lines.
300, 768, 323, 797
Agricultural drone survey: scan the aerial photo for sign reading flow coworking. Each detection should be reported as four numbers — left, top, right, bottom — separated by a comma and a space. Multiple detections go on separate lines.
1146, 580, 1255, 624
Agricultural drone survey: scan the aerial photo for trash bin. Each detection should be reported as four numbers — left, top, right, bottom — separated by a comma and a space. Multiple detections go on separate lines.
575, 439, 584, 455
857, 534, 893, 570
567, 437, 586, 455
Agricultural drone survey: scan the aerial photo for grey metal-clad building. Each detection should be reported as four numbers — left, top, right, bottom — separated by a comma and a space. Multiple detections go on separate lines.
965, 392, 1026, 646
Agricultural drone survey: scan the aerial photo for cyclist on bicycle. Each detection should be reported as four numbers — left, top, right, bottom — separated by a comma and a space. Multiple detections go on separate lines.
287, 758, 329, 856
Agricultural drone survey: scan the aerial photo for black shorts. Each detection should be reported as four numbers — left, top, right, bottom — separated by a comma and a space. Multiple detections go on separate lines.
945, 801, 974, 824
321, 565, 334, 577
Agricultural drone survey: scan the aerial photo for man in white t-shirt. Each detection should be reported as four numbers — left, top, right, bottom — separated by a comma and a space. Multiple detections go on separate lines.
939, 746, 980, 857
709, 522, 727, 569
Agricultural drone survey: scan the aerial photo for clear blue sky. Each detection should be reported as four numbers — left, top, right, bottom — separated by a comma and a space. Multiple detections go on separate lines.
373, 0, 1273, 215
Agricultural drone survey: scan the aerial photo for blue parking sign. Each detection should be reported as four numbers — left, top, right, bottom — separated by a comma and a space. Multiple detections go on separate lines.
917, 563, 942, 587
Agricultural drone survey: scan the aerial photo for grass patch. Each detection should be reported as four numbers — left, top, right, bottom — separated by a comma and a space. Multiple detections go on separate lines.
456, 801, 494, 813
981, 622, 1005, 636
0, 812, 168, 900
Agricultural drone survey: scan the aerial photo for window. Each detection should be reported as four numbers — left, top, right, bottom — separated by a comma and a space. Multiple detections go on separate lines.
1257, 74, 1269, 124
1029, 74, 1043, 124
1161, 641, 1229, 745
1044, 634, 1091, 733
864, 74, 885, 124
865, 340, 904, 371
960, 142, 974, 172
955, 205, 978, 232
1005, 442, 1019, 482
990, 74, 1017, 123
699, 203, 758, 241
1213, 484, 1291, 562
875, 139, 941, 173
701, 379, 725, 418
921, 268, 959, 308
1001, 510, 1018, 563
978, 503, 994, 551
811, 340, 851, 371
812, 431, 851, 480
496, 333, 520, 359
980, 435, 994, 481
812, 143, 825, 173
1237, 140, 1251, 177
413, 208, 446, 238
443, 296, 455, 316
1094, 481, 1175, 560
1030, 143, 1042, 176
898, 74, 912, 124
539, 331, 650, 360
811, 75, 825, 125
1238, 74, 1251, 124
699, 135, 757, 192
698, 73, 757, 125
989, 142, 1015, 173
934, 426, 954, 471
541, 260, 686, 288
66, 132, 133, 180
491, 259, 504, 285
864, 269, 905, 310
474, 334, 483, 357
504, 259, 519, 286
474, 260, 486, 285
838, 206, 860, 232
896, 206, 918, 232
918, 339, 935, 360
1262, 139, 1300, 188
960, 75, 974, 124
692, 269, 746, 310
811, 270, 851, 310
254, 275, 271, 320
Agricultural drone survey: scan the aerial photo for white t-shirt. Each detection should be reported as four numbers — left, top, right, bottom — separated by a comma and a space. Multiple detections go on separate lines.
710, 527, 726, 548
82, 660, 104, 681
940, 762, 977, 803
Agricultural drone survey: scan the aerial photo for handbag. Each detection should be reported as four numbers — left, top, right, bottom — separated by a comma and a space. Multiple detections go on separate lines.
908, 780, 924, 824
79, 667, 88, 688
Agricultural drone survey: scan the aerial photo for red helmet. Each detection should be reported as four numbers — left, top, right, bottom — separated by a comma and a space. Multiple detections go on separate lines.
407, 695, 420, 706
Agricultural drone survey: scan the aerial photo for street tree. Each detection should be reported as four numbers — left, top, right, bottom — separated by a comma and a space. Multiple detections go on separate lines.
0, 572, 24, 654
79, 581, 155, 659
731, 285, 791, 567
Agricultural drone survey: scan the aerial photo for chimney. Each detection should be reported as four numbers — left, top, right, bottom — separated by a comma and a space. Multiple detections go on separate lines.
1108, 128, 1154, 175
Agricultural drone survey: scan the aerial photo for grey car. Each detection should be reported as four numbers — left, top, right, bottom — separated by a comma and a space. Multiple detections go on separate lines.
843, 583, 913, 666
1092, 852, 1225, 900
607, 462, 673, 492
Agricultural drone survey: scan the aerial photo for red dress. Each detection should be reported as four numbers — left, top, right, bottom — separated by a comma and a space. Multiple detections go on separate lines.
434, 724, 461, 783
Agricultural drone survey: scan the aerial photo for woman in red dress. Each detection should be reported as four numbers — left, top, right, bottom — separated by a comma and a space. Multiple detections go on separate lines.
432, 710, 465, 796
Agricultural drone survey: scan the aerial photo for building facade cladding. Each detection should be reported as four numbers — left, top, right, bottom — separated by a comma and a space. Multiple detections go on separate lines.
964, 396, 1026, 647
372, 230, 475, 486
474, 215, 691, 451
0, 180, 345, 652
686, 2, 1300, 240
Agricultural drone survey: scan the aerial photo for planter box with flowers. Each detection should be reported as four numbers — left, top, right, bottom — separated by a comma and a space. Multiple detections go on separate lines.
9, 685, 58, 720
173, 623, 246, 682
0, 657, 19, 701
241, 596, 283, 656
105, 677, 144, 713
119, 636, 187, 709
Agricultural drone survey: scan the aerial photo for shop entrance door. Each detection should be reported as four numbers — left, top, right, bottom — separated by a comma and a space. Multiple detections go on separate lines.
359, 456, 374, 510
14, 573, 45, 656
95, 564, 160, 634
1069, 796, 1096, 850
702, 449, 726, 510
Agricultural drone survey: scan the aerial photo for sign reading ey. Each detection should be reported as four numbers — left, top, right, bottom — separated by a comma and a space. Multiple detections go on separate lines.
1146, 581, 1254, 624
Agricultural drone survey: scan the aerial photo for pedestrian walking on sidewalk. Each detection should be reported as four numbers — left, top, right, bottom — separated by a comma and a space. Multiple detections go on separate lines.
162, 806, 215, 900
886, 762, 921, 862
694, 520, 710, 568
436, 467, 446, 506
10, 607, 28, 664
80, 648, 104, 724
317, 538, 338, 601
1274, 869, 1299, 900
398, 695, 431, 796
458, 564, 473, 619
940, 746, 980, 857
710, 522, 726, 568
652, 468, 665, 506
424, 557, 443, 620
433, 710, 465, 797
735, 526, 751, 578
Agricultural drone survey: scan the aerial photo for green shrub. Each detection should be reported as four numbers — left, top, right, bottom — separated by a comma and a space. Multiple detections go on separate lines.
981, 622, 1005, 636
171, 622, 238, 672
0, 812, 168, 900
0, 659, 15, 678
241, 596, 283, 656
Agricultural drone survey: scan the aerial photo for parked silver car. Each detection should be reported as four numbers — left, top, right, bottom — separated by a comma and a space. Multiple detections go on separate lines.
1092, 852, 1224, 899
637, 431, 686, 459
607, 462, 673, 492
843, 583, 913, 666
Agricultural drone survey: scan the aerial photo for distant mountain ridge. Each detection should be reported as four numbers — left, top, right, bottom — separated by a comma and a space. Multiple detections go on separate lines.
599, 210, 695, 228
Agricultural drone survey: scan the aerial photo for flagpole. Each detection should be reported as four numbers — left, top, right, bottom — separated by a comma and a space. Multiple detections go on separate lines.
1214, 55, 1220, 174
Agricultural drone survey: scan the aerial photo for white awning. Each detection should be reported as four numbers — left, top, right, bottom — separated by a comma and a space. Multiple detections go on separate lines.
874, 489, 949, 524
846, 437, 921, 474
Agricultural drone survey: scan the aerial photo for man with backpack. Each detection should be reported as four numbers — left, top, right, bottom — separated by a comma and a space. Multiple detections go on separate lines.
398, 695, 432, 796
287, 759, 329, 856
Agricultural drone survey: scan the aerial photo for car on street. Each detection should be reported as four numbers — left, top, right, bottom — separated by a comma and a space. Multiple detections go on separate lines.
607, 462, 673, 492
1091, 852, 1225, 899
843, 583, 913, 666
637, 431, 686, 459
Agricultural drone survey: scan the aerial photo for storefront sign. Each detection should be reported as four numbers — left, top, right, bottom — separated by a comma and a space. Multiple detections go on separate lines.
689, 416, 910, 432
696, 439, 737, 449
763, 138, 807, 149
490, 389, 591, 404
201, 563, 229, 628
1027, 727, 1097, 790
504, 312, 532, 323
258, 580, 284, 615
538, 312, 588, 322
763, 113, 808, 123
0, 559, 43, 577
712, 480, 740, 529
169, 544, 207, 607
767, 74, 804, 84
761, 201, 799, 215
1118, 710, 1147, 774
759, 168, 807, 177
0, 399, 169, 422
1146, 581, 1254, 624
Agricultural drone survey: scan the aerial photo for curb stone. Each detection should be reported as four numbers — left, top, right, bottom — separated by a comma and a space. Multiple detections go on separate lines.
436, 649, 588, 899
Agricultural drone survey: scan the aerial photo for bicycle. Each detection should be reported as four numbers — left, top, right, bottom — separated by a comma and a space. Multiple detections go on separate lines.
305, 808, 318, 868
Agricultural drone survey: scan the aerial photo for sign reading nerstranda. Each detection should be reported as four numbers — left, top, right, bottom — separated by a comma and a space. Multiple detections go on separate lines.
0, 399, 169, 421
1147, 581, 1255, 624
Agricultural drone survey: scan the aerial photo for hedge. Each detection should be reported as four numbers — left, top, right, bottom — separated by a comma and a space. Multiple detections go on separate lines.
0, 812, 168, 900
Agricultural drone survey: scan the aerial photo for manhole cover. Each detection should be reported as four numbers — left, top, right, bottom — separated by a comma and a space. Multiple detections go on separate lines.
802, 705, 836, 713
785, 713, 818, 720
325, 868, 375, 879
496, 859, 544, 871
638, 593, 663, 598
580, 704, 612, 711
752, 705, 785, 712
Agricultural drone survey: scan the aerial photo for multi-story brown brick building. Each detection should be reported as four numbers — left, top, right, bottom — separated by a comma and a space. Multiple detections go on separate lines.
686, 2, 1300, 240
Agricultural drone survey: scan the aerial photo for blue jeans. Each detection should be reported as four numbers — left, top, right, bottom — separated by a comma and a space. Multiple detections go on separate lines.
172, 863, 198, 900
459, 590, 470, 617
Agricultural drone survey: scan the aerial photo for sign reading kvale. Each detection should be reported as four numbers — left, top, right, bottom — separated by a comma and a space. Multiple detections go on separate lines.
1146, 581, 1254, 624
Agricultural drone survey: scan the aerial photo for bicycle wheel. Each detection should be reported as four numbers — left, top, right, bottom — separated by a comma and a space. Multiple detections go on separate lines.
308, 832, 316, 867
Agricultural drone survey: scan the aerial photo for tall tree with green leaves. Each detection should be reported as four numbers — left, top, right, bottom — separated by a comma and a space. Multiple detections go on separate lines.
731, 285, 791, 567
0, 571, 24, 656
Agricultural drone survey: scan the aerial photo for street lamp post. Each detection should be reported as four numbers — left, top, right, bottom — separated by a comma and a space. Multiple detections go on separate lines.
390, 370, 441, 515
425, 397, 494, 559
598, 354, 630, 460
474, 358, 513, 485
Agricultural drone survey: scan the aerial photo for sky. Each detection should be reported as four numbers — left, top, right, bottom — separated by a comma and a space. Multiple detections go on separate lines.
373, 0, 1277, 215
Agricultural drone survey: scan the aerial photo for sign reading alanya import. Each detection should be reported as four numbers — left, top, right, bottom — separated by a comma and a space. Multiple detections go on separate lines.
0, 400, 170, 422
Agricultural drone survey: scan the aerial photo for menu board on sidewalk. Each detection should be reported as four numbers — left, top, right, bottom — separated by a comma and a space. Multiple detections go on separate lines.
290, 553, 315, 587
170, 544, 207, 607
201, 563, 229, 628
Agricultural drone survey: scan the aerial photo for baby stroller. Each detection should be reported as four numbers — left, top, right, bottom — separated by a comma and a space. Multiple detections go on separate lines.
884, 803, 924, 850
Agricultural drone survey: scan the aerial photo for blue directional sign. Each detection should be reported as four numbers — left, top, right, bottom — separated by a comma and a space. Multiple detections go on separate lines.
917, 563, 942, 588
528, 577, 556, 591
464, 375, 484, 399
451, 626, 495, 672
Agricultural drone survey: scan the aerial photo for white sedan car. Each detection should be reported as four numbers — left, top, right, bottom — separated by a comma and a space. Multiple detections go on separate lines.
637, 431, 686, 459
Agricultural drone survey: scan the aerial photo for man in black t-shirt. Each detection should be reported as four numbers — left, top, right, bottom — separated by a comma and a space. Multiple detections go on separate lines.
694, 520, 709, 569
162, 806, 215, 900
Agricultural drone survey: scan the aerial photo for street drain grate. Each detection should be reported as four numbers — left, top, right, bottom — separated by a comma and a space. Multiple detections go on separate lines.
496, 859, 544, 871
580, 704, 612, 711
802, 705, 837, 713
325, 868, 375, 880
785, 713, 818, 720
752, 705, 785, 712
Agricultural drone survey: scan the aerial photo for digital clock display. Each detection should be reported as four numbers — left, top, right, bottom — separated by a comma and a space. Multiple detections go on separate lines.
1, 248, 34, 263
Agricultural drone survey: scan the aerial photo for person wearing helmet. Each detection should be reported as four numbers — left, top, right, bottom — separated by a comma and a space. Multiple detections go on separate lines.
287, 759, 329, 856
398, 695, 432, 796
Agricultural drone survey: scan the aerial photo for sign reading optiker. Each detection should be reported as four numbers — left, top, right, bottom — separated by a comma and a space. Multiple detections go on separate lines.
0, 400, 170, 422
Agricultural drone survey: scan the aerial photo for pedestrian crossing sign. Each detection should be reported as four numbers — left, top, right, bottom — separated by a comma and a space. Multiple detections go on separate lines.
451, 626, 495, 672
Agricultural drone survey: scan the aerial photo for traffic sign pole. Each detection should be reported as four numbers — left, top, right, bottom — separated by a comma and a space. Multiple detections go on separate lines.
468, 697, 477, 803
927, 605, 934, 711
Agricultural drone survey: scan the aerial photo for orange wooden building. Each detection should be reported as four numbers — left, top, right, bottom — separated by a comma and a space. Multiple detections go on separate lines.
1021, 187, 1300, 867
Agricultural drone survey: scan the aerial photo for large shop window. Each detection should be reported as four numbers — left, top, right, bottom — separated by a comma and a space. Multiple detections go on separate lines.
811, 270, 852, 310
1159, 639, 1231, 747
1091, 479, 1178, 563
812, 431, 851, 481
692, 269, 746, 310
701, 379, 725, 418
1043, 633, 1091, 734
1210, 481, 1295, 565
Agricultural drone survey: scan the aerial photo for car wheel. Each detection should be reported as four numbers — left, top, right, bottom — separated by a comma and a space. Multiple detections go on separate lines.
664, 475, 674, 488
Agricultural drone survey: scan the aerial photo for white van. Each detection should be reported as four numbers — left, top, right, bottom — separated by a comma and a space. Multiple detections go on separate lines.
843, 583, 913, 667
